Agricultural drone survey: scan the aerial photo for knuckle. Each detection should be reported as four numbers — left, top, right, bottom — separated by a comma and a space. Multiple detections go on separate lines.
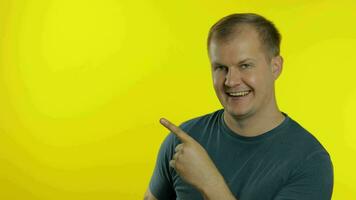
169, 160, 175, 168
175, 144, 181, 150
175, 143, 184, 152
173, 153, 179, 160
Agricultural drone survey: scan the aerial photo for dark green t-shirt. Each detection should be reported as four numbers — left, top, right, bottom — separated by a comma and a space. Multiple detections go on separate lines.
149, 109, 333, 200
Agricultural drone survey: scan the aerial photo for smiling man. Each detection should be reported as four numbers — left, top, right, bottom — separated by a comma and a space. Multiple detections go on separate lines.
145, 13, 333, 200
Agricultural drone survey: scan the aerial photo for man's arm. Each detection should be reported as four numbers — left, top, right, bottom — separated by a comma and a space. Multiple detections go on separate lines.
144, 188, 158, 200
160, 118, 238, 200
273, 150, 333, 200
146, 129, 177, 199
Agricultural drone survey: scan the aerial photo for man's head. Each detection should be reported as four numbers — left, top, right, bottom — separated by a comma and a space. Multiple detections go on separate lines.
207, 13, 283, 119
207, 13, 281, 62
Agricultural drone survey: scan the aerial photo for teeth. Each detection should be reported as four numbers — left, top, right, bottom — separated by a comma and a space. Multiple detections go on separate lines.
228, 91, 250, 97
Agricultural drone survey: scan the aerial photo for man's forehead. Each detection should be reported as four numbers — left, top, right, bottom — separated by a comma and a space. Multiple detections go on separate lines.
209, 39, 260, 60
208, 26, 267, 64
209, 27, 262, 54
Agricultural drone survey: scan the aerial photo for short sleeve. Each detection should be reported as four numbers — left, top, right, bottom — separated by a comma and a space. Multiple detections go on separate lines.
273, 150, 334, 200
149, 133, 177, 199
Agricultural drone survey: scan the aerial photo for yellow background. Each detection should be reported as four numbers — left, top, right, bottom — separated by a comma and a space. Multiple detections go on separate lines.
0, 0, 355, 199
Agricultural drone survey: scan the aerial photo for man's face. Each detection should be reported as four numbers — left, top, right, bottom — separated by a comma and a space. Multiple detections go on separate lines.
208, 25, 281, 119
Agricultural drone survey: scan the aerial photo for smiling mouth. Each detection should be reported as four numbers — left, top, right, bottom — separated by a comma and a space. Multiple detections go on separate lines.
226, 90, 252, 97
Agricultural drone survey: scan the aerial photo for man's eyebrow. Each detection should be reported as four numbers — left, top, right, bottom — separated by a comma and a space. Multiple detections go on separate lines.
211, 62, 225, 66
212, 58, 256, 66
237, 58, 256, 64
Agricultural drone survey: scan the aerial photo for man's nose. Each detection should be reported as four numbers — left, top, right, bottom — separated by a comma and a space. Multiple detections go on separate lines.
225, 67, 242, 87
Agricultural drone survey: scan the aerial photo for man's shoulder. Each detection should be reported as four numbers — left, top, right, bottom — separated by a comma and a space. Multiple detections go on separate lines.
179, 109, 223, 132
278, 115, 330, 157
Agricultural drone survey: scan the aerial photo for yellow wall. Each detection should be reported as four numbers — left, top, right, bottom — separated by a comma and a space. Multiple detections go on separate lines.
0, 0, 355, 199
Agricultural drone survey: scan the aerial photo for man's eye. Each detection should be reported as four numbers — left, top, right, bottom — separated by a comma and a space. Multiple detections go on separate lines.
241, 64, 251, 69
215, 66, 226, 70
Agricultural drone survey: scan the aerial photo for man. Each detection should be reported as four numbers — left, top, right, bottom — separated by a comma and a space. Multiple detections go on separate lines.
144, 13, 333, 200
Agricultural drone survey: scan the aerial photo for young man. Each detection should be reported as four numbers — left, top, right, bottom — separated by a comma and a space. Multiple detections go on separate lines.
145, 13, 333, 200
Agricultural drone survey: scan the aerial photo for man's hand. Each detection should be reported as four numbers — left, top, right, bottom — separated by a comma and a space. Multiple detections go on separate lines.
159, 118, 236, 200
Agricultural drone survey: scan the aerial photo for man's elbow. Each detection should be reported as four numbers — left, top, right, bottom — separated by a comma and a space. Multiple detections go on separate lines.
144, 188, 158, 200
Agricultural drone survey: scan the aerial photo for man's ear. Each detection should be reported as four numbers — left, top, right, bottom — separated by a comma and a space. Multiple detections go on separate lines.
271, 55, 283, 80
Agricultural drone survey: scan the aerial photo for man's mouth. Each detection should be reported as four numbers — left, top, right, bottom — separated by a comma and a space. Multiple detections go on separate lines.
226, 90, 252, 97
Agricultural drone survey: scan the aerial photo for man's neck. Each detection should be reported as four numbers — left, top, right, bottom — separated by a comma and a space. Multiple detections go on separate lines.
223, 108, 286, 137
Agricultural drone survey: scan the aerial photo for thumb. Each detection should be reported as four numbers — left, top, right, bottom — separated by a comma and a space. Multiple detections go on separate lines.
160, 118, 191, 142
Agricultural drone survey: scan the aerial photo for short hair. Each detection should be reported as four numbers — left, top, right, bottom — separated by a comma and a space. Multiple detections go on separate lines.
207, 13, 281, 60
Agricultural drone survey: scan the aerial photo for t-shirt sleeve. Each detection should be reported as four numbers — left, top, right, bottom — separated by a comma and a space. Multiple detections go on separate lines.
149, 133, 177, 200
273, 150, 334, 200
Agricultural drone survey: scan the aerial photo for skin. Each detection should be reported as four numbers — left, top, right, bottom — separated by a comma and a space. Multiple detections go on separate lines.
145, 25, 285, 200
209, 24, 285, 137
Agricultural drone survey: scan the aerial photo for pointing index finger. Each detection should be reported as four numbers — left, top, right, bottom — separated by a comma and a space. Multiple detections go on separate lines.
160, 118, 190, 142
